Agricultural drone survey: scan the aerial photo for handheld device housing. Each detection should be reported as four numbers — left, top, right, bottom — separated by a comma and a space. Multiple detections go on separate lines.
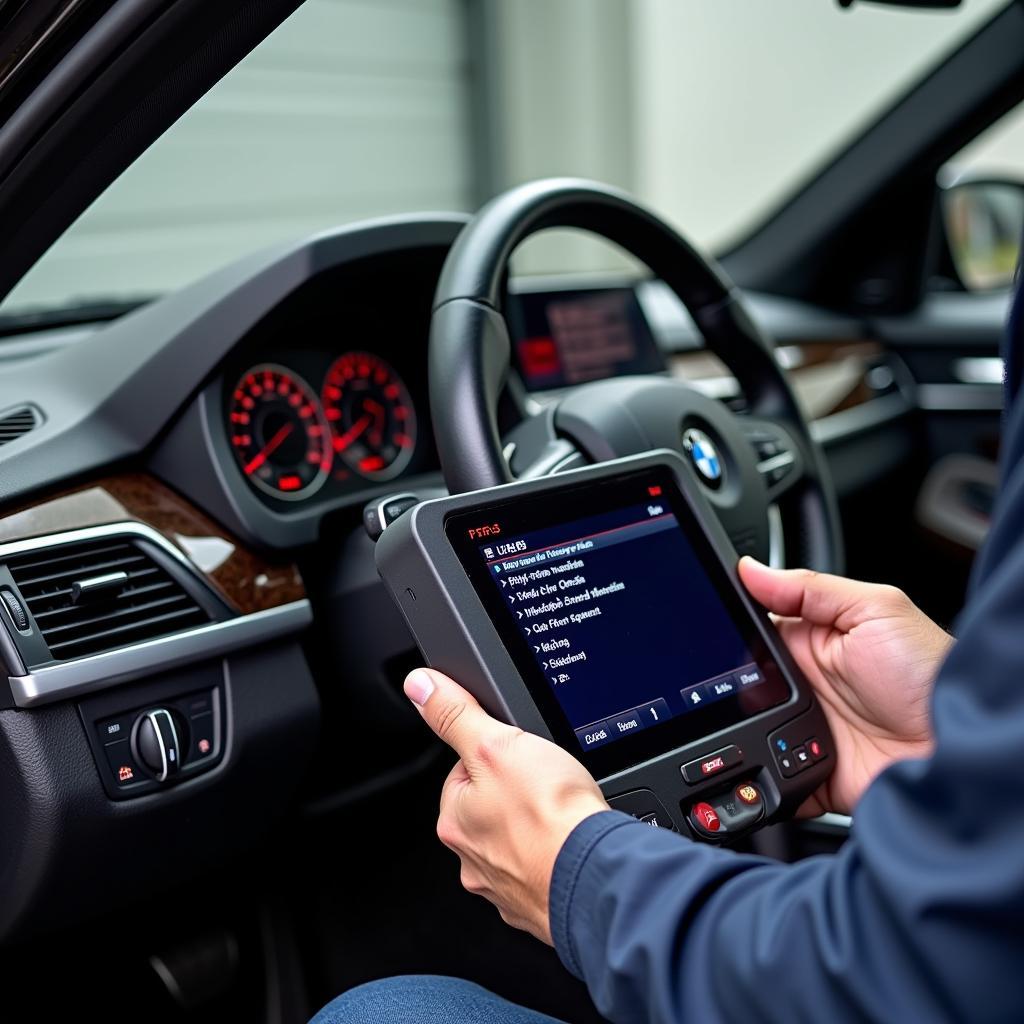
375, 450, 833, 840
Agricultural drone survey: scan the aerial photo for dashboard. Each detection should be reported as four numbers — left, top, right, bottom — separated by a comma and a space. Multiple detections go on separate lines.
0, 212, 931, 943
208, 242, 447, 515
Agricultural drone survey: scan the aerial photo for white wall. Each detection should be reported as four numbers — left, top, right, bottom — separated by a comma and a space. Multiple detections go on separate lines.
6, 0, 475, 312
4, 0, 1022, 311
956, 102, 1024, 180
632, 0, 1009, 250
484, 0, 1010, 270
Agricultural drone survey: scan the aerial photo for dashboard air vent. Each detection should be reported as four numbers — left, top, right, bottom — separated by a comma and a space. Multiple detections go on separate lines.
0, 405, 41, 446
7, 538, 212, 661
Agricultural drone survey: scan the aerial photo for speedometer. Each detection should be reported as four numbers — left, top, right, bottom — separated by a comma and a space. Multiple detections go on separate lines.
228, 364, 332, 500
322, 352, 417, 481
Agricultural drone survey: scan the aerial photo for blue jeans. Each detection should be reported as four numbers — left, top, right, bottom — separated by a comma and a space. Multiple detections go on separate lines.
311, 975, 568, 1024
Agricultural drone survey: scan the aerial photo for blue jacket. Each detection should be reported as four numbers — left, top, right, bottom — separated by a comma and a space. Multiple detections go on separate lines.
549, 278, 1024, 1023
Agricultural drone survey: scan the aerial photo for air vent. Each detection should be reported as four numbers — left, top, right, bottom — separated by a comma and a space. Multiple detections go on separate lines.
0, 404, 41, 447
7, 538, 212, 662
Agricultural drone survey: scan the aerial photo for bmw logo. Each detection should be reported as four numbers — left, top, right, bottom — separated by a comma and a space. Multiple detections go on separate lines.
682, 428, 723, 488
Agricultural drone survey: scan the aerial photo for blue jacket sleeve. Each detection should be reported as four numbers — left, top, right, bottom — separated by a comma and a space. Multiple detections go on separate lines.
549, 426, 1024, 1024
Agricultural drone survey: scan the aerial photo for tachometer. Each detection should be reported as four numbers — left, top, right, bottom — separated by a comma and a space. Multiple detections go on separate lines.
322, 352, 417, 481
228, 364, 332, 500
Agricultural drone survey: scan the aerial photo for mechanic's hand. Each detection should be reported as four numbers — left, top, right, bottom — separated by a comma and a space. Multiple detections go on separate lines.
404, 668, 608, 944
739, 557, 954, 817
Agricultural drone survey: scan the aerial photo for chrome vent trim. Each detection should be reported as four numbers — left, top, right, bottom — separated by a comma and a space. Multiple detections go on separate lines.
8, 601, 312, 708
0, 403, 42, 447
8, 536, 212, 662
0, 522, 312, 708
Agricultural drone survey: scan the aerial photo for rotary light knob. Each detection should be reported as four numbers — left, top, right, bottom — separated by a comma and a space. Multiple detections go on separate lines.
133, 708, 182, 782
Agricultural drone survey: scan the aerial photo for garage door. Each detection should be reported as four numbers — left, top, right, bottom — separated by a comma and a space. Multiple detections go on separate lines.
5, 0, 475, 313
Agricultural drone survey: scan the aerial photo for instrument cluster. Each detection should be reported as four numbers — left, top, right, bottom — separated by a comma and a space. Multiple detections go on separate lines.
226, 350, 419, 504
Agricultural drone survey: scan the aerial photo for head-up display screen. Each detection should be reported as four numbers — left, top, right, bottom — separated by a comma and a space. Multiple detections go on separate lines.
445, 467, 791, 776
507, 286, 665, 391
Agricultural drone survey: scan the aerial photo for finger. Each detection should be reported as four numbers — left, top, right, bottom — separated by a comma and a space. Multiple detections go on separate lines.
738, 557, 874, 631
442, 758, 470, 793
438, 760, 469, 837
403, 667, 513, 762
403, 669, 512, 766
437, 773, 466, 852
439, 759, 470, 811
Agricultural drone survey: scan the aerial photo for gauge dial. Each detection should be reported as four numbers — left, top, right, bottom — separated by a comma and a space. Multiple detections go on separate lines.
229, 364, 332, 500
321, 352, 417, 481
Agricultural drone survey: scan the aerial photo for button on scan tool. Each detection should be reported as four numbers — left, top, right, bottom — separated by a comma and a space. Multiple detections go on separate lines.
637, 698, 670, 726
690, 802, 721, 835
680, 744, 743, 784
574, 722, 614, 750
734, 664, 764, 688
607, 709, 646, 738
688, 782, 765, 839
608, 789, 678, 831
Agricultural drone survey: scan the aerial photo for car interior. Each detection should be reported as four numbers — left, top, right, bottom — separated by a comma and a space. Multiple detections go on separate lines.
0, 0, 1022, 1020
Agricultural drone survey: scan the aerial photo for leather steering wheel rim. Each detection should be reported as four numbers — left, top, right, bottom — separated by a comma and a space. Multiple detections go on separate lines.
428, 178, 843, 573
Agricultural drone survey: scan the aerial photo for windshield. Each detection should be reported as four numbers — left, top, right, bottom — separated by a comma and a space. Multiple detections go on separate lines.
0, 0, 1012, 319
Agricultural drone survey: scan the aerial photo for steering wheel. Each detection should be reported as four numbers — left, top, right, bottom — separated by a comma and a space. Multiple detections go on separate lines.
428, 179, 843, 573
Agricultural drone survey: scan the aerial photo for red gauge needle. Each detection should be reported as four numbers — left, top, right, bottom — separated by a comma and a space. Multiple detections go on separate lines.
243, 422, 294, 475
333, 413, 372, 453
363, 398, 385, 446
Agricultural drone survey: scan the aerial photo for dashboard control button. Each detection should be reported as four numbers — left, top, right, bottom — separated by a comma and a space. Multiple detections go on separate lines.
184, 691, 213, 716
104, 739, 141, 788
133, 708, 183, 782
808, 737, 825, 761
689, 802, 721, 835
364, 492, 420, 541
186, 713, 216, 763
96, 714, 133, 743
681, 744, 743, 784
607, 789, 677, 831
0, 589, 29, 631
793, 745, 811, 769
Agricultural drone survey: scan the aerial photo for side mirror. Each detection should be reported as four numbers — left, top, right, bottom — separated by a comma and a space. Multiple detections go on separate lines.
940, 177, 1024, 292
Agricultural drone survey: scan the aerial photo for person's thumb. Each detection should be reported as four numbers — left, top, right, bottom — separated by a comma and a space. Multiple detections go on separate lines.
403, 667, 511, 761
738, 556, 871, 630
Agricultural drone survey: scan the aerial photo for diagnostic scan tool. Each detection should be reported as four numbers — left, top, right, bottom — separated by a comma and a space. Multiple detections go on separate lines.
375, 450, 833, 840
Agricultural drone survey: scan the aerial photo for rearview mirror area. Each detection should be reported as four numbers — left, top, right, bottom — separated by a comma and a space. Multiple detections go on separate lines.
941, 179, 1024, 292
837, 0, 962, 8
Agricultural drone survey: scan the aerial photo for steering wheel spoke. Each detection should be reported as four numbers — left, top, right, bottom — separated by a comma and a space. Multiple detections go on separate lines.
500, 402, 588, 479
740, 417, 805, 501
428, 178, 844, 574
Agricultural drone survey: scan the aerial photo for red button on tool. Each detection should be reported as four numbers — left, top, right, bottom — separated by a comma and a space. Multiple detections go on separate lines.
692, 802, 721, 833
809, 738, 823, 759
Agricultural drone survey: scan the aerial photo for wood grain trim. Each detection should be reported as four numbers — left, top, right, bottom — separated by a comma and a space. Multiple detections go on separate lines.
669, 340, 885, 420
0, 474, 305, 614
